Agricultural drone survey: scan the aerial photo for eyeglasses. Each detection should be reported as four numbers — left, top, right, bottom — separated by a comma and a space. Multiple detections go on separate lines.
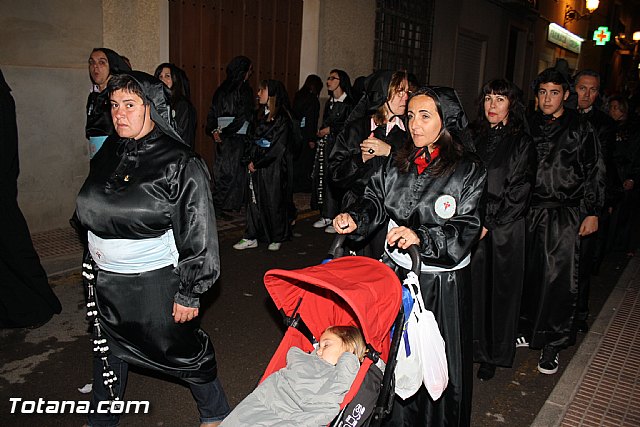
396, 88, 412, 97
327, 76, 340, 81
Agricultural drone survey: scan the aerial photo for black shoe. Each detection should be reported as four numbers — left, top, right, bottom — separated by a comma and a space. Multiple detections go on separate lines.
538, 345, 559, 374
477, 362, 496, 381
575, 319, 589, 333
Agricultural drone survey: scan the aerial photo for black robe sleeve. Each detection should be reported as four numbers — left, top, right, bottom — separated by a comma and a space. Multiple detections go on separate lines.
252, 117, 289, 169
580, 121, 606, 216
348, 155, 486, 269
329, 119, 373, 192
484, 134, 536, 230
205, 82, 254, 136
412, 162, 486, 267
168, 157, 220, 308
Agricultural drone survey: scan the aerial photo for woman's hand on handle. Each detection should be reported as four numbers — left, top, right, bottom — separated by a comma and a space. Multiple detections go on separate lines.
333, 213, 357, 234
387, 226, 420, 250
173, 303, 199, 323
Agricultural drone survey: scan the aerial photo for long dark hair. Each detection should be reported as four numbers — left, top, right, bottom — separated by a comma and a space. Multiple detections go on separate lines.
154, 63, 191, 106
395, 87, 464, 177
473, 78, 526, 137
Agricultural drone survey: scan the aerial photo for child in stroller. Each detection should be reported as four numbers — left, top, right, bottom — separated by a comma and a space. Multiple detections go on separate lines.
220, 326, 366, 426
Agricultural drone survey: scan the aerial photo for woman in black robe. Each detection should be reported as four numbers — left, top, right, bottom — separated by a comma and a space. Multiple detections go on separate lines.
76, 71, 229, 427
155, 63, 197, 148
470, 79, 536, 380
205, 55, 254, 216
86, 48, 131, 158
0, 68, 61, 328
329, 70, 409, 258
334, 86, 486, 426
233, 79, 292, 252
311, 69, 354, 231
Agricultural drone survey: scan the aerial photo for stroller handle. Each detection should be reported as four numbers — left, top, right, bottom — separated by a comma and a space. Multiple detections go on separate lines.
328, 235, 422, 276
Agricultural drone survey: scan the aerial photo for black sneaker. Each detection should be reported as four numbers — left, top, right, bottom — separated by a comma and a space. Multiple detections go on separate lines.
537, 345, 559, 374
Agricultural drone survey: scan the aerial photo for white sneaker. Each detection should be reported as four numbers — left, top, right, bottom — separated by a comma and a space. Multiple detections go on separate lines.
233, 239, 258, 250
268, 242, 281, 251
324, 225, 337, 234
313, 218, 332, 228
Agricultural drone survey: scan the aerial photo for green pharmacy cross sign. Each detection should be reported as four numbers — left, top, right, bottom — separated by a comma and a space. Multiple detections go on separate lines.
593, 27, 611, 46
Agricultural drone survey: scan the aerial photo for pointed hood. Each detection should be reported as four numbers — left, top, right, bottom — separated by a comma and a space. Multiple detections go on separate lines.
119, 71, 185, 144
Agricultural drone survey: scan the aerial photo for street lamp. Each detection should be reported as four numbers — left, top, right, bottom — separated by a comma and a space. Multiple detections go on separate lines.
564, 0, 600, 26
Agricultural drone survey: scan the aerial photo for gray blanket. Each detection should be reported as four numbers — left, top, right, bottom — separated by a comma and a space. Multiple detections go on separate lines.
220, 347, 360, 426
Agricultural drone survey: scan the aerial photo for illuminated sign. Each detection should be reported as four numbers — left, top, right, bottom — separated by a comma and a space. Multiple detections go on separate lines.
593, 26, 611, 45
548, 23, 584, 54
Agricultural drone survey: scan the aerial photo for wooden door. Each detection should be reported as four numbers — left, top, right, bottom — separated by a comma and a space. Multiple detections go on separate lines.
169, 0, 303, 168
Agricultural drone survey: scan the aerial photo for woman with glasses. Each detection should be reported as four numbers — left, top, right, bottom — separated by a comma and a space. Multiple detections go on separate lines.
329, 70, 409, 258
311, 69, 354, 233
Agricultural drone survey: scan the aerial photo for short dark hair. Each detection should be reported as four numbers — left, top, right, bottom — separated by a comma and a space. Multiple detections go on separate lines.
107, 73, 147, 105
533, 68, 570, 93
574, 69, 600, 86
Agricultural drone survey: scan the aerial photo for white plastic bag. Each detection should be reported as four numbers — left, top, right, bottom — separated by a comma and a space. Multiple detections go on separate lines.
394, 271, 449, 401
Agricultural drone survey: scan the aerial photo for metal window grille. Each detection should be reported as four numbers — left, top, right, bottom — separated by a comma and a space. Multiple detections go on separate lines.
374, 0, 435, 84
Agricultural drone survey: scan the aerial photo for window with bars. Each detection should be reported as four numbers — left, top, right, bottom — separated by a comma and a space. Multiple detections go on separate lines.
374, 0, 435, 84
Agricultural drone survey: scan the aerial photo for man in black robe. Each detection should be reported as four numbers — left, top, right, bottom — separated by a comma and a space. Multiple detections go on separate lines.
0, 68, 61, 328
521, 68, 605, 375
573, 69, 617, 335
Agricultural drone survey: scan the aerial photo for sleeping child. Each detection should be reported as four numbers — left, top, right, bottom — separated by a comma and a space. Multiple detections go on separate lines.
220, 326, 366, 427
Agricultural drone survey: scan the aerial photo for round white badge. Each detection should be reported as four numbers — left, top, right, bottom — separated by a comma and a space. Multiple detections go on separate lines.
434, 195, 456, 219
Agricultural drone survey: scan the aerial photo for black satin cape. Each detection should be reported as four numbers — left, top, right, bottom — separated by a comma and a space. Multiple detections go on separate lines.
348, 154, 486, 427
471, 126, 536, 367
205, 57, 254, 211
521, 109, 605, 350
76, 93, 220, 383
0, 69, 61, 327
244, 103, 293, 244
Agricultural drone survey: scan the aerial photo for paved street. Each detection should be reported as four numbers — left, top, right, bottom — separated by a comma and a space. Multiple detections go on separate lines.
0, 210, 633, 426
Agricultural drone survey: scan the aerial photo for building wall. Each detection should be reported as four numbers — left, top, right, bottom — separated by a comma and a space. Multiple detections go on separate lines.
317, 0, 375, 85
0, 0, 101, 232
0, 0, 167, 232
103, 0, 168, 74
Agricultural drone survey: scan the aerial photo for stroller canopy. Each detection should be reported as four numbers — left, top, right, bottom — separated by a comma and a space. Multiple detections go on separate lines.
263, 256, 402, 362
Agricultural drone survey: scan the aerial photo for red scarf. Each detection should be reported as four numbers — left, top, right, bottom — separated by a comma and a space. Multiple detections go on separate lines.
414, 147, 440, 174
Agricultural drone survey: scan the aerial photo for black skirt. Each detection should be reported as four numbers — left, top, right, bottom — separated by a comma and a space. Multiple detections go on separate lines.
95, 265, 217, 384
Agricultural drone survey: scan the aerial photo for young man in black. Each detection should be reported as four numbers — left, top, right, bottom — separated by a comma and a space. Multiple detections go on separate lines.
521, 68, 605, 374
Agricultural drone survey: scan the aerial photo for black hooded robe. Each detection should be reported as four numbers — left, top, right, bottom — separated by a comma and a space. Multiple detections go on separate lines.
76, 72, 220, 384
205, 56, 254, 212
471, 126, 536, 367
244, 81, 293, 244
349, 155, 486, 427
348, 86, 484, 427
520, 110, 605, 350
0, 69, 61, 328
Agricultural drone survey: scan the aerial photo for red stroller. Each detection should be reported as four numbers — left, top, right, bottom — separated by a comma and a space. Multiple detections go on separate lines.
258, 237, 421, 426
